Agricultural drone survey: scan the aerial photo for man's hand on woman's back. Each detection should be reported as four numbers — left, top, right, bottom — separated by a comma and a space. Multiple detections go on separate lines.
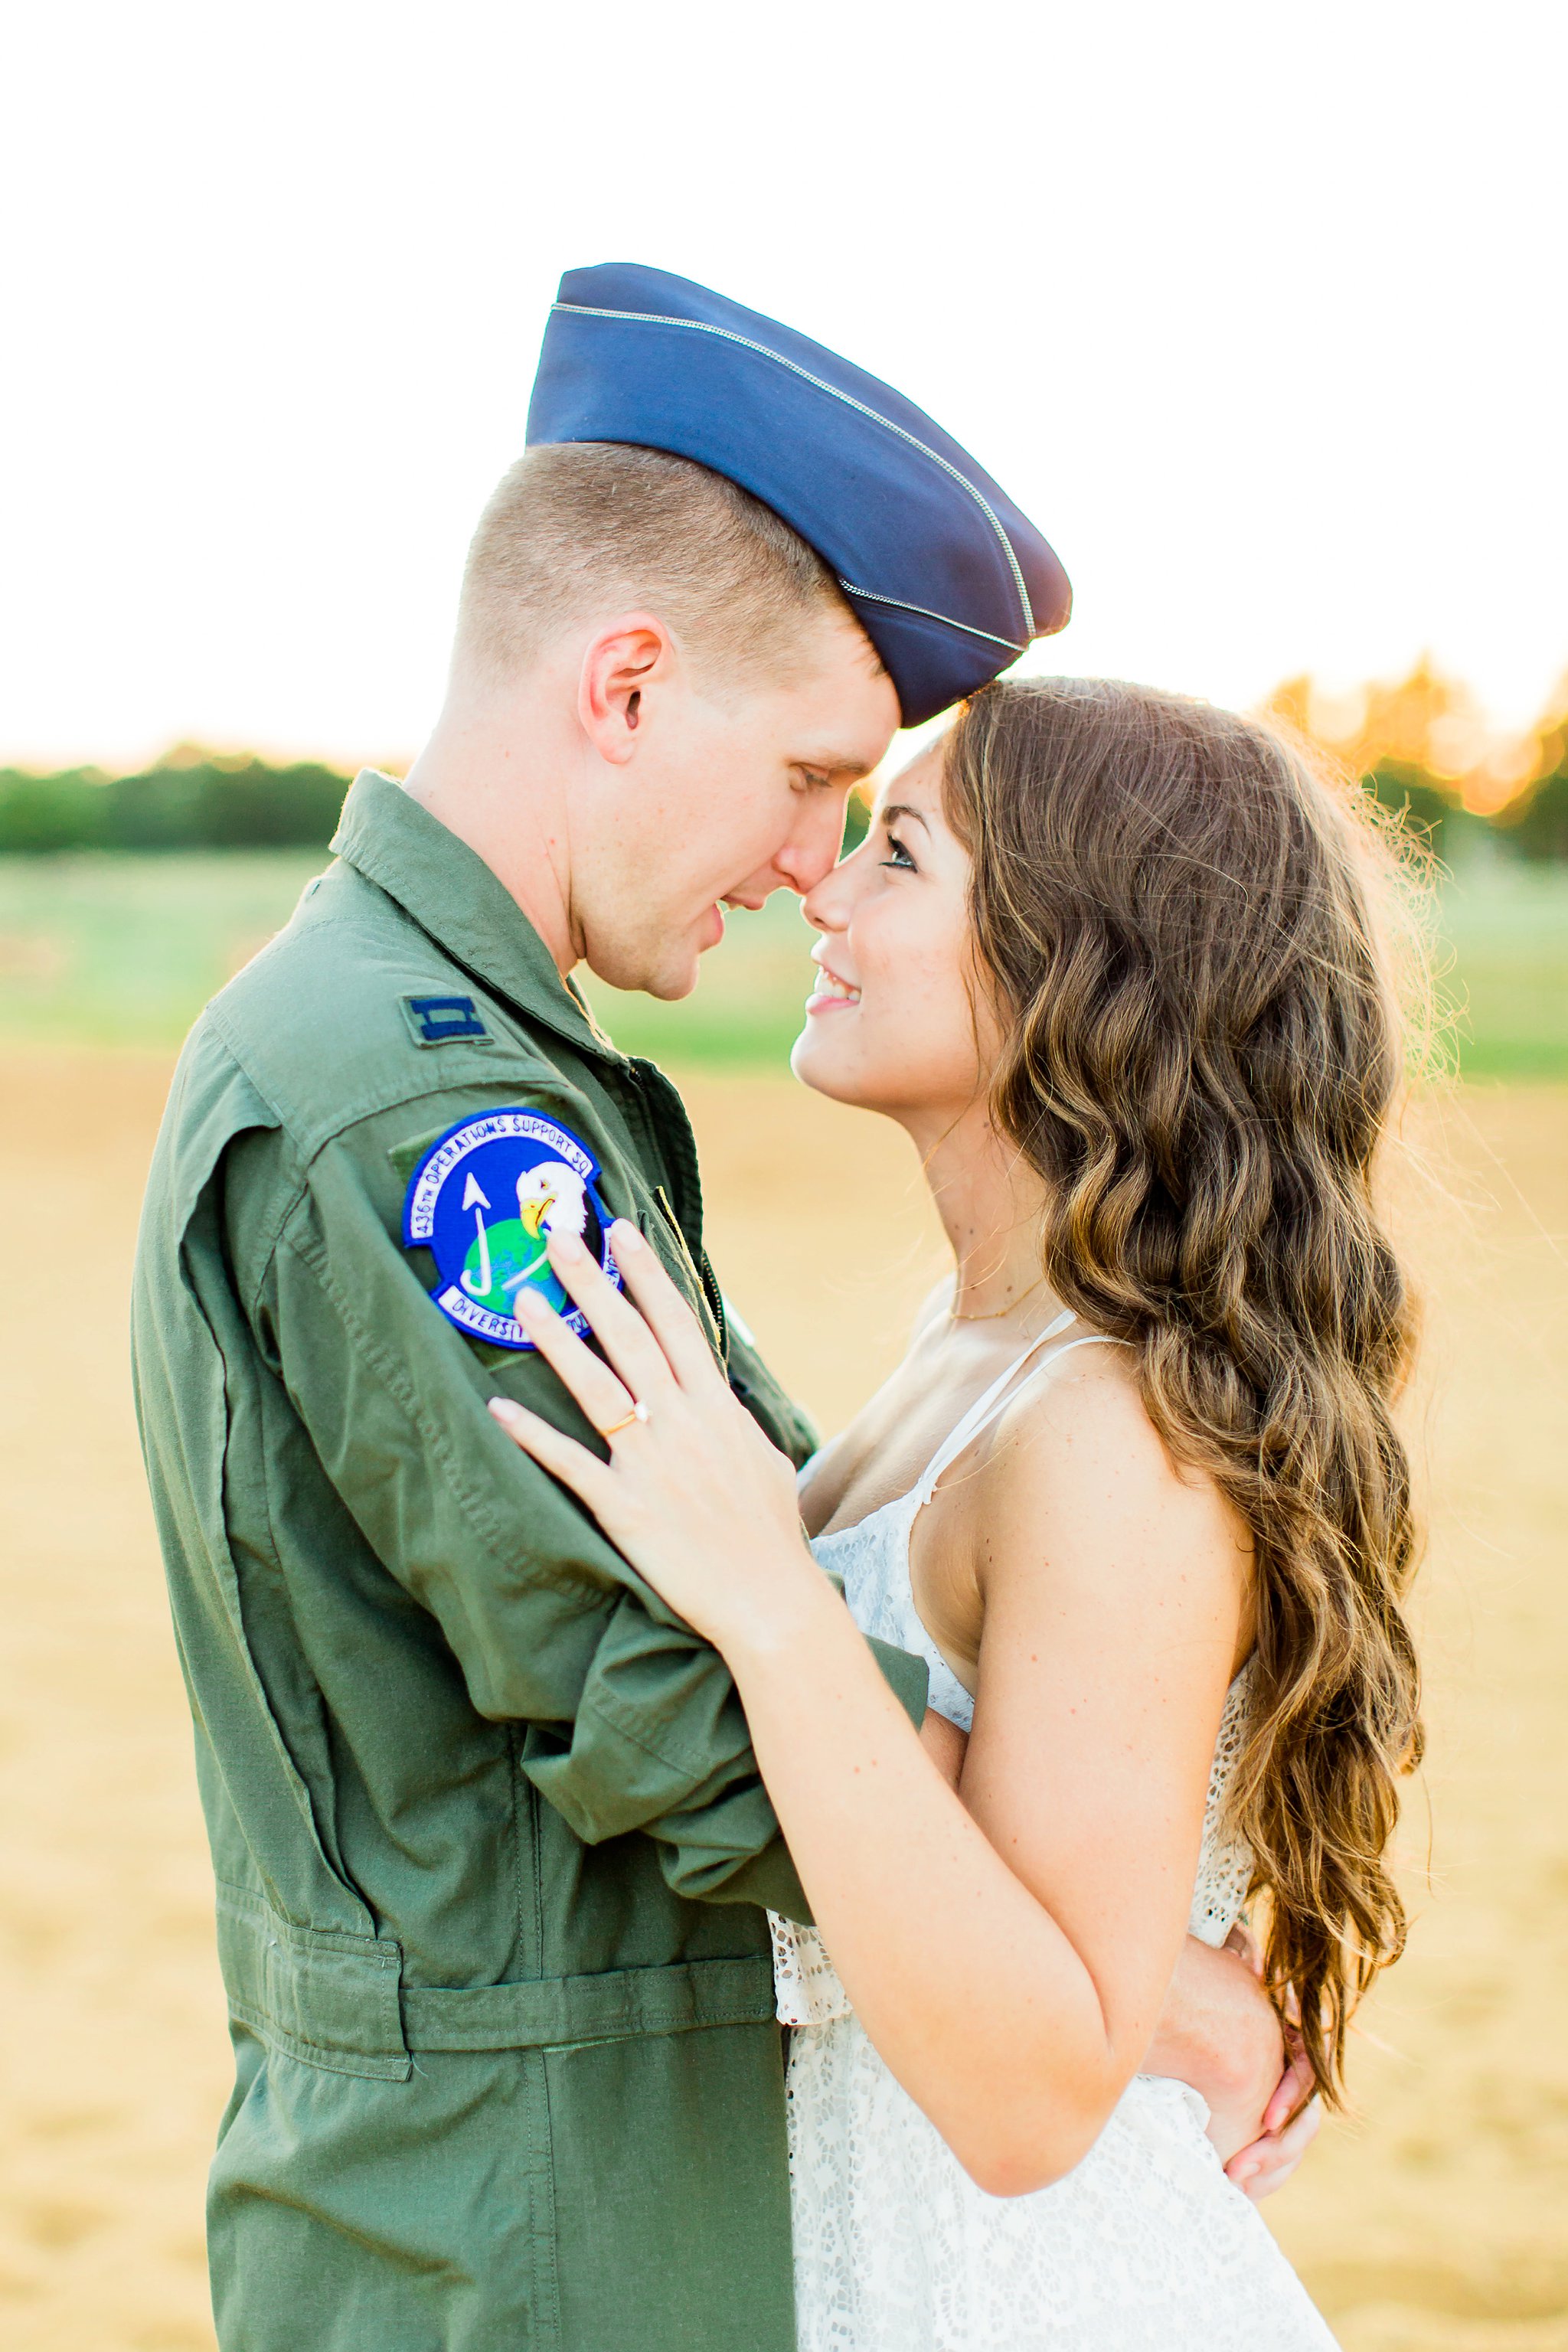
1145, 1926, 1321, 2200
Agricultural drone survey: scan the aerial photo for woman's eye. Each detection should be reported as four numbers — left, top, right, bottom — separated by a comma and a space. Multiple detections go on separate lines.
880, 831, 917, 871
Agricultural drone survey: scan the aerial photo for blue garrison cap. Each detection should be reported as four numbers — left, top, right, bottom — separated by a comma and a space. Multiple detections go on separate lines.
526, 264, 1070, 727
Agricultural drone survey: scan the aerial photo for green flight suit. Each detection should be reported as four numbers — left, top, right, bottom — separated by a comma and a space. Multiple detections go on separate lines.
131, 770, 927, 2352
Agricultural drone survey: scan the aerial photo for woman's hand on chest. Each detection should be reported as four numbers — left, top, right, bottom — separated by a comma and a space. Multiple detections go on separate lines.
487, 1217, 826, 1653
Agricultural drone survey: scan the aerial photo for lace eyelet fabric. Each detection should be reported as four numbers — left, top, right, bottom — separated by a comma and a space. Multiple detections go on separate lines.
771, 1335, 1338, 2347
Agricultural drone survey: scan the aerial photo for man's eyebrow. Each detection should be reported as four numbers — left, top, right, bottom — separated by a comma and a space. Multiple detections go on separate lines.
878, 800, 932, 832
800, 751, 879, 779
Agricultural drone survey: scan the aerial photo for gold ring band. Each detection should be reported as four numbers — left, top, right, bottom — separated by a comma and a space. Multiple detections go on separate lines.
599, 1402, 648, 1438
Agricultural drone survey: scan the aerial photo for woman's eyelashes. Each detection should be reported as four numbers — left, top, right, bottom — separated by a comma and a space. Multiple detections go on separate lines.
880, 828, 918, 871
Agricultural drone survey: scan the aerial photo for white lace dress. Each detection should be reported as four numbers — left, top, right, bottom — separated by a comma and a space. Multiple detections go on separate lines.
770, 1318, 1337, 2350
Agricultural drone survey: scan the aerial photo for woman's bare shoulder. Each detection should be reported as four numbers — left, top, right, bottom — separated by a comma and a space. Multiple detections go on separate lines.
988, 1331, 1152, 1470
963, 1337, 1251, 1609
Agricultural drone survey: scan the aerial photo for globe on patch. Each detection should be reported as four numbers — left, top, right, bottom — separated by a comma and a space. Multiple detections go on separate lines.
402, 1109, 620, 1351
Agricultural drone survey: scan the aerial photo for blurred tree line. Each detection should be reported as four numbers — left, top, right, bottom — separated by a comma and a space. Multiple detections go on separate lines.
3, 663, 1567, 859
0, 745, 354, 852
1266, 659, 1568, 864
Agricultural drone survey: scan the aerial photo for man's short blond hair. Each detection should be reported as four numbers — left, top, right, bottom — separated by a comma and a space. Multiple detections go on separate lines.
453, 443, 858, 687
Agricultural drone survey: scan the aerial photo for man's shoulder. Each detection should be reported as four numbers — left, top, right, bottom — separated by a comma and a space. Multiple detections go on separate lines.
199, 860, 580, 1162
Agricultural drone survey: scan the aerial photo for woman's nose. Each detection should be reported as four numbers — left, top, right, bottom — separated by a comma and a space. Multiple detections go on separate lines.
802, 851, 857, 935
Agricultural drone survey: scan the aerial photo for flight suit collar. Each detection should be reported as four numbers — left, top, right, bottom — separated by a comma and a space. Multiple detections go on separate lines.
332, 769, 622, 1066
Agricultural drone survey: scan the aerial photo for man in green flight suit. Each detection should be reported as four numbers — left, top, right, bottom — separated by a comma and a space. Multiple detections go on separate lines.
133, 267, 1304, 2352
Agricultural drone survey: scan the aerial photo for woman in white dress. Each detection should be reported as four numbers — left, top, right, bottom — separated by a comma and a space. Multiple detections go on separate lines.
490, 678, 1424, 2349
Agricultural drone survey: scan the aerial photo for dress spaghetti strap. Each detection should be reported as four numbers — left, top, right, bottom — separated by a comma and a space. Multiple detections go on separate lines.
912, 1317, 1126, 1508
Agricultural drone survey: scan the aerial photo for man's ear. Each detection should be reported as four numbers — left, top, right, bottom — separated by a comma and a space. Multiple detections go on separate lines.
578, 614, 673, 766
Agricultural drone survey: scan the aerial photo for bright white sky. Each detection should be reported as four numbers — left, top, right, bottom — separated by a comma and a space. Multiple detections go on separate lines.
4, 0, 1565, 770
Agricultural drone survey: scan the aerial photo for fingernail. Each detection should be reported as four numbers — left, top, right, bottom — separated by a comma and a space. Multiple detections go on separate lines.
610, 1219, 644, 1250
488, 1397, 521, 1423
550, 1231, 586, 1261
511, 1287, 546, 1319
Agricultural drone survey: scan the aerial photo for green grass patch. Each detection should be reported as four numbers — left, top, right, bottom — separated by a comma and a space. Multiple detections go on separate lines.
1430, 862, 1568, 1080
0, 851, 327, 1048
0, 850, 1563, 1078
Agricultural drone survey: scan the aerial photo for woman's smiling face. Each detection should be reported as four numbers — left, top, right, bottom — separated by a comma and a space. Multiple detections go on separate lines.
791, 742, 995, 1124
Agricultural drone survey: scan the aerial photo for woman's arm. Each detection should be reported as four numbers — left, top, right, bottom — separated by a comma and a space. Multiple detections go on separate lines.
756, 1354, 1246, 2193
495, 1222, 1247, 2195
920, 1732, 1313, 2182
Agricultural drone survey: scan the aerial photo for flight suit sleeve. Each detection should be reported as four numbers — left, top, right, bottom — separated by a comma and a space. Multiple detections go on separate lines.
229, 1112, 926, 1920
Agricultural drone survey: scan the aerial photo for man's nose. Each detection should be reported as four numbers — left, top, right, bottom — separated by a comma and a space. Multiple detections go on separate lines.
776, 788, 854, 896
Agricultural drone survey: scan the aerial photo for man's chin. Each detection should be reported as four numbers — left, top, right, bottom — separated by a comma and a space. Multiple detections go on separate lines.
639, 959, 702, 1004
640, 915, 723, 1001
580, 929, 704, 1003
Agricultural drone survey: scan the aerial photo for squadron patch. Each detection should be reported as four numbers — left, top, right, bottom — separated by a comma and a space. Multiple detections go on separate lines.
402, 1109, 619, 1351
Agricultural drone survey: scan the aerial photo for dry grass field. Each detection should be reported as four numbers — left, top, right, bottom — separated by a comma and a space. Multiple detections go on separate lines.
1, 1051, 1564, 2351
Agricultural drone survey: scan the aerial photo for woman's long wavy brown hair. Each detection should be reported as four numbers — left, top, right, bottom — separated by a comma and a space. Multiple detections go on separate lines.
942, 678, 1425, 2103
